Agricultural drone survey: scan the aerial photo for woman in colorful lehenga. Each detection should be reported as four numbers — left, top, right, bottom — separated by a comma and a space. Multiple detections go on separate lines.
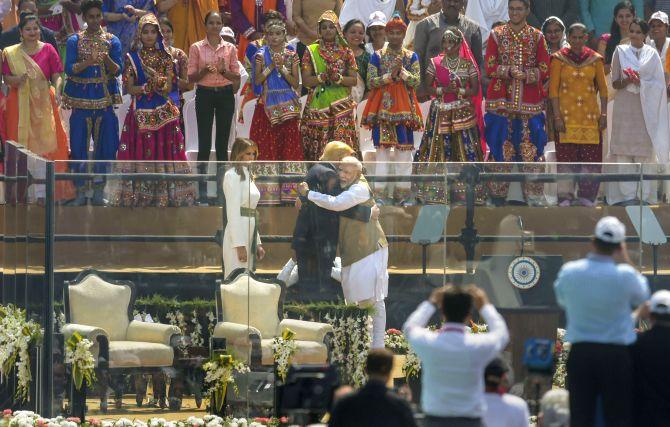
301, 10, 359, 160
111, 14, 195, 207
2, 14, 74, 202
414, 27, 484, 204
238, 10, 286, 123
249, 18, 303, 205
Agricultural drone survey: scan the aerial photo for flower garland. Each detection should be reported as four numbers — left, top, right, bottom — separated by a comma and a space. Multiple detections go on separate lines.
271, 329, 297, 382
65, 332, 97, 390
0, 305, 44, 402
325, 312, 371, 387
0, 411, 286, 427
384, 329, 408, 355
202, 353, 250, 413
552, 328, 570, 389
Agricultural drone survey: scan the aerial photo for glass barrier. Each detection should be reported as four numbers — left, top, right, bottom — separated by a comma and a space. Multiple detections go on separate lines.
30, 158, 664, 421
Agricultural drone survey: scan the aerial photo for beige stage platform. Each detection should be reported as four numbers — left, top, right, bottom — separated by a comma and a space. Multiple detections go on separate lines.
2, 204, 668, 274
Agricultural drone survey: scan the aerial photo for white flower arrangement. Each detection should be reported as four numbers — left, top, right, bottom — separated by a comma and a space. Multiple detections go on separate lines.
271, 329, 297, 382
384, 329, 409, 355
64, 332, 96, 390
325, 312, 371, 387
0, 412, 281, 427
202, 353, 250, 413
402, 348, 421, 380
190, 310, 204, 348
552, 328, 570, 389
0, 305, 44, 402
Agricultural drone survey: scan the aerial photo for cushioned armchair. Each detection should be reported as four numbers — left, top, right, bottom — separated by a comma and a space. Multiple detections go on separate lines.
212, 269, 334, 369
62, 270, 183, 412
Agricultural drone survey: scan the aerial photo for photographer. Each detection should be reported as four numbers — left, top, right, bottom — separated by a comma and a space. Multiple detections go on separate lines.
553, 216, 649, 427
403, 285, 509, 427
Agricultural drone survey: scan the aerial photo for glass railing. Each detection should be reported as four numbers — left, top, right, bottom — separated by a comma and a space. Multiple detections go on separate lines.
3, 156, 666, 420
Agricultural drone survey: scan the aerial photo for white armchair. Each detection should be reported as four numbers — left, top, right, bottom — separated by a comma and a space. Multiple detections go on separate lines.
63, 270, 182, 412
212, 269, 334, 369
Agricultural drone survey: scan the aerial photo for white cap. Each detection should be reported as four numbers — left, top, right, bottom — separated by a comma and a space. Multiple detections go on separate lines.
220, 27, 235, 39
650, 290, 670, 314
594, 216, 626, 244
650, 11, 669, 26
368, 11, 387, 28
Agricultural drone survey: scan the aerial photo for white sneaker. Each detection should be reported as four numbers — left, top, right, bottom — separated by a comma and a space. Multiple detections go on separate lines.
277, 258, 296, 283
287, 265, 299, 287
331, 267, 342, 283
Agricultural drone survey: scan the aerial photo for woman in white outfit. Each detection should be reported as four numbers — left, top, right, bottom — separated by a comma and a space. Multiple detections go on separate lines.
223, 138, 266, 277
606, 18, 669, 205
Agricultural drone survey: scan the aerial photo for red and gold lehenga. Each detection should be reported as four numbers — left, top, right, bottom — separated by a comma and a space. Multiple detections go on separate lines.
111, 14, 196, 207
249, 43, 304, 205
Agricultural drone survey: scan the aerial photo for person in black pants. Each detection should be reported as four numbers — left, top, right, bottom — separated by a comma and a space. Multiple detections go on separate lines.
187, 11, 239, 204
632, 290, 670, 427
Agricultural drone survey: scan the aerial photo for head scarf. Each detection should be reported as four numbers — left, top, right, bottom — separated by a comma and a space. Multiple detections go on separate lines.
134, 13, 167, 52
318, 10, 349, 47
541, 16, 568, 51
385, 11, 407, 32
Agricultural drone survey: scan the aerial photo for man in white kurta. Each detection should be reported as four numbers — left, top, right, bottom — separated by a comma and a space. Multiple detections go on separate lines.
298, 157, 389, 348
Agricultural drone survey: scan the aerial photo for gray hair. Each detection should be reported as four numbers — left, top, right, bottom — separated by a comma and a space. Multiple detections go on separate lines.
540, 389, 570, 427
340, 156, 363, 173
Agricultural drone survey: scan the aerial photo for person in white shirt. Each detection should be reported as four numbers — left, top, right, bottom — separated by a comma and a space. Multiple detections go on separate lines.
482, 358, 530, 427
338, 0, 404, 28
403, 285, 509, 427
297, 157, 389, 348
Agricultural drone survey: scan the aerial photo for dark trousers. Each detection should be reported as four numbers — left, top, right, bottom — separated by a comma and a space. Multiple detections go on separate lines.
195, 85, 234, 162
567, 342, 634, 427
295, 240, 336, 290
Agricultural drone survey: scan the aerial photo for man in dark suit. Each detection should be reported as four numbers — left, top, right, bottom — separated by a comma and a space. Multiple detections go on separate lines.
0, 0, 59, 51
292, 141, 374, 292
329, 348, 417, 427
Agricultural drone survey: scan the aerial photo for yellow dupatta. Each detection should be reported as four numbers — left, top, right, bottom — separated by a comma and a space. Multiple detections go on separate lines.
3, 44, 57, 155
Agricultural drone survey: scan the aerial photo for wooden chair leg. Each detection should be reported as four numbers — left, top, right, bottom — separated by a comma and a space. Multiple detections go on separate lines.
134, 374, 147, 407
153, 373, 167, 409
95, 367, 109, 413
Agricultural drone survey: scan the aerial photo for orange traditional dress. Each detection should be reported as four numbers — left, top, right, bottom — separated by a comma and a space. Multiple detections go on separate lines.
362, 46, 423, 150
2, 42, 75, 201
163, 0, 219, 53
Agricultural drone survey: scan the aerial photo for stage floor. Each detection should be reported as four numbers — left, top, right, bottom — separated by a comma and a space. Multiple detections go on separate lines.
2, 203, 669, 274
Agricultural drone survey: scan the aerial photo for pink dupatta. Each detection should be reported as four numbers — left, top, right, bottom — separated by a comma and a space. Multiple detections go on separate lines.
431, 38, 486, 154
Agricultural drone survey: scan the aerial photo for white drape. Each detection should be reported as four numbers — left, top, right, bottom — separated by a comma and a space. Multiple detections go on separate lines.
616, 44, 670, 163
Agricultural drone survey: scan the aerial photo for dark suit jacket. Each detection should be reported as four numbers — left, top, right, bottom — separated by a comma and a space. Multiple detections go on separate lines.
0, 25, 59, 52
329, 380, 417, 427
632, 324, 670, 426
292, 162, 370, 251
528, 0, 581, 29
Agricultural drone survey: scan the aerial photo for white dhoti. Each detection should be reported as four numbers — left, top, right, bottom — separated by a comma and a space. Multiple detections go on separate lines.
341, 246, 389, 348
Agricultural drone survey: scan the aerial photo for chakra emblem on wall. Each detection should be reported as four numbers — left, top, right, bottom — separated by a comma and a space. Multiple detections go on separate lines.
507, 256, 541, 290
